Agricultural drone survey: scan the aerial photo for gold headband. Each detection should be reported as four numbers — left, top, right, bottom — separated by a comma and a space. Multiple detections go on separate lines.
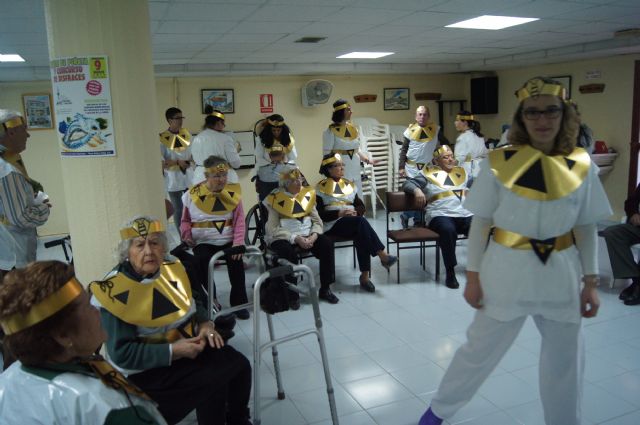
516, 78, 566, 102
120, 218, 164, 240
209, 111, 225, 120
280, 168, 302, 181
206, 163, 229, 174
0, 277, 84, 335
270, 144, 284, 153
268, 119, 285, 127
333, 103, 350, 112
2, 116, 24, 131
456, 114, 475, 121
321, 153, 342, 166
433, 145, 453, 159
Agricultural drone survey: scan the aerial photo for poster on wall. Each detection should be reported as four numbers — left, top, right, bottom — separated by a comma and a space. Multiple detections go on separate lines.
50, 55, 116, 157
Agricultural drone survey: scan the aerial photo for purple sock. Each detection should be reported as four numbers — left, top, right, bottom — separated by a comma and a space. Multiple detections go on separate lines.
418, 407, 443, 425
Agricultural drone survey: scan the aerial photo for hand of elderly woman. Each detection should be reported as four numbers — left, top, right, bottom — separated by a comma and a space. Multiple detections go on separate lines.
198, 321, 225, 349
464, 271, 483, 309
171, 337, 206, 361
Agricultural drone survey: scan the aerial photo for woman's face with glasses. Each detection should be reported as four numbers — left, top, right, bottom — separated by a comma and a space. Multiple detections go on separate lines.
521, 95, 563, 151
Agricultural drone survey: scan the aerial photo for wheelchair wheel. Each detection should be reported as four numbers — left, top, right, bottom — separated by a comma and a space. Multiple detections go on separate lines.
245, 203, 267, 250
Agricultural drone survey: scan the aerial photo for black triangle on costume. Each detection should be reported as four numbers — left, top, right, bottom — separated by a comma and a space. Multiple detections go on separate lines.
174, 138, 183, 148
113, 290, 129, 305
455, 173, 461, 179
346, 150, 355, 159
163, 135, 171, 142
292, 202, 305, 215
515, 159, 546, 193
564, 158, 576, 169
504, 150, 517, 160
344, 128, 351, 138
333, 184, 344, 195
151, 288, 180, 319
420, 130, 428, 139
417, 163, 425, 170
212, 221, 226, 234
297, 217, 305, 222
199, 195, 207, 202
211, 198, 226, 212
453, 190, 463, 201
278, 200, 285, 207
529, 238, 555, 264
168, 280, 179, 290
228, 191, 235, 198
444, 175, 455, 186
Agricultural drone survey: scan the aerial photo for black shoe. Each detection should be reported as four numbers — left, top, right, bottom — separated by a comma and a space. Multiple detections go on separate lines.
623, 284, 640, 305
289, 298, 301, 310
235, 309, 250, 320
359, 279, 376, 293
619, 282, 639, 300
381, 255, 398, 271
445, 269, 459, 289
319, 288, 339, 304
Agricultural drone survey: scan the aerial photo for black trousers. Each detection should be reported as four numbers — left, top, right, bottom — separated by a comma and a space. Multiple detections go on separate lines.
193, 243, 247, 306
270, 235, 335, 295
428, 216, 472, 269
325, 216, 384, 272
130, 345, 251, 425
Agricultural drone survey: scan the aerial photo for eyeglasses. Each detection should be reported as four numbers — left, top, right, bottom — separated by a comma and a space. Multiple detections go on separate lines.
522, 106, 563, 121
170, 116, 185, 120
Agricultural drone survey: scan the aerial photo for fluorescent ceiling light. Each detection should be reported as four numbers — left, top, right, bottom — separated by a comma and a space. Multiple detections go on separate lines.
337, 52, 394, 59
0, 54, 25, 62
446, 15, 538, 30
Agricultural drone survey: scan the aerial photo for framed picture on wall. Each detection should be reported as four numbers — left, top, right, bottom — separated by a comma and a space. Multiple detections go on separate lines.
22, 93, 54, 130
550, 75, 572, 99
201, 89, 234, 114
383, 88, 410, 110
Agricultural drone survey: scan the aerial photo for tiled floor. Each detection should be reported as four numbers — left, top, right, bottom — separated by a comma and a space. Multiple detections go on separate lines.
36, 215, 640, 425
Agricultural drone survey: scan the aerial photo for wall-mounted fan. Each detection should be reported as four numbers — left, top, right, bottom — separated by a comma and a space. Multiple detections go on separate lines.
301, 79, 334, 107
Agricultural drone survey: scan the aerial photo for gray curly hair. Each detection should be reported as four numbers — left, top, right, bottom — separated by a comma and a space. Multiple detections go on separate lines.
116, 215, 168, 263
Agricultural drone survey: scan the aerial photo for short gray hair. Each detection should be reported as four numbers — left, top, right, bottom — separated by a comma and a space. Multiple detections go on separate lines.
116, 215, 168, 263
0, 110, 23, 140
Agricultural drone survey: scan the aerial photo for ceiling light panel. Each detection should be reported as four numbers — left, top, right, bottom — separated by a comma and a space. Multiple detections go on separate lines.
446, 15, 538, 30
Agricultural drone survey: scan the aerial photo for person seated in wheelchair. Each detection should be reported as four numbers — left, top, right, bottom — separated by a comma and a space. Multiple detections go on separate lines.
316, 153, 397, 293
0, 261, 167, 424
403, 145, 472, 289
90, 215, 252, 425
254, 114, 297, 201
180, 155, 249, 320
263, 166, 338, 306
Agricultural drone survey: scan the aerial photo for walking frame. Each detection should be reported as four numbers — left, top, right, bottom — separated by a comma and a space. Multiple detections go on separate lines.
207, 245, 339, 425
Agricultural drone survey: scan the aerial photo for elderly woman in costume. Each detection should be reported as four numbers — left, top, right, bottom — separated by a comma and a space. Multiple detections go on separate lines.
322, 99, 374, 196
453, 111, 487, 181
419, 77, 611, 425
160, 107, 193, 234
181, 155, 249, 320
254, 113, 298, 201
0, 261, 166, 424
264, 166, 338, 305
90, 217, 252, 425
316, 153, 397, 293
190, 105, 241, 185
403, 145, 472, 289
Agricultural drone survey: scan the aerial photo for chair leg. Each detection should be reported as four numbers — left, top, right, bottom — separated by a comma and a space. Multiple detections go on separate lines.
396, 244, 400, 284
435, 244, 440, 281
352, 245, 356, 269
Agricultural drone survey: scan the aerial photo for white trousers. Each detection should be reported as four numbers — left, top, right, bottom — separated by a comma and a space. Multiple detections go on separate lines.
431, 311, 584, 425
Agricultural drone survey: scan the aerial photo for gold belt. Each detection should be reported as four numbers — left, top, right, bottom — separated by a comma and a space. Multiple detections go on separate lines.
428, 190, 465, 202
406, 159, 426, 167
327, 201, 352, 207
192, 219, 232, 229
168, 165, 181, 171
139, 320, 195, 344
331, 149, 356, 156
493, 228, 574, 251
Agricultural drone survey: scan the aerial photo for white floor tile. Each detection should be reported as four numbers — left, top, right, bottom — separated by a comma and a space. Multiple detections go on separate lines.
366, 396, 427, 425
342, 374, 414, 409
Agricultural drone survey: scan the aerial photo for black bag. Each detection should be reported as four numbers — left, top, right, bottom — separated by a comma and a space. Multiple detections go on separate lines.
259, 276, 290, 314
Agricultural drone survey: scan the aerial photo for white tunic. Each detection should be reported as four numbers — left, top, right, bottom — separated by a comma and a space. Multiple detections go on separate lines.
0, 362, 166, 425
182, 188, 234, 246
454, 130, 487, 179
464, 158, 611, 323
161, 144, 192, 192
190, 129, 240, 184
402, 125, 439, 178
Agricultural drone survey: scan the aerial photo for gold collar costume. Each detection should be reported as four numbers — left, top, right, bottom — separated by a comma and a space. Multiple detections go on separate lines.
189, 182, 241, 215
317, 178, 355, 199
329, 122, 359, 141
90, 261, 192, 328
422, 165, 467, 188
266, 187, 316, 219
488, 144, 590, 201
407, 122, 437, 143
159, 128, 191, 152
